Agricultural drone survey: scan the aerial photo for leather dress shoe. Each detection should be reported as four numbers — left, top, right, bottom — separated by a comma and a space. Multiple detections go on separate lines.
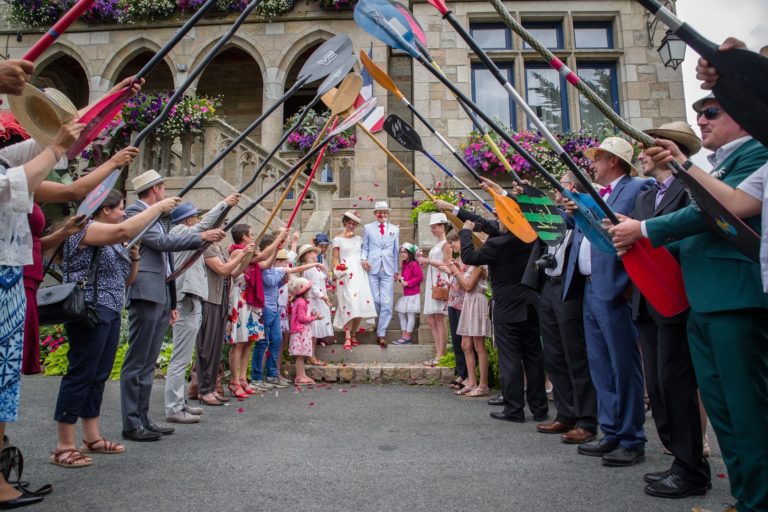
487, 395, 504, 406
122, 427, 161, 442
644, 472, 710, 499
536, 421, 573, 434
644, 469, 672, 484
561, 427, 596, 444
0, 493, 44, 509
490, 411, 525, 423
577, 437, 619, 457
602, 446, 645, 467
146, 423, 175, 436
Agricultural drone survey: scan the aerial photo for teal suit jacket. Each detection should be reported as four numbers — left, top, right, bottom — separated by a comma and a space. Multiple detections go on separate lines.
646, 139, 768, 313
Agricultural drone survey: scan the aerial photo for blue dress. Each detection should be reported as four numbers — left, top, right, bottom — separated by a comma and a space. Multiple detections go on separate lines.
0, 265, 25, 422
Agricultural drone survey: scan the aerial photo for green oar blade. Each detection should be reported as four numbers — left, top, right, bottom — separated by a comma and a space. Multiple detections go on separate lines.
517, 189, 566, 246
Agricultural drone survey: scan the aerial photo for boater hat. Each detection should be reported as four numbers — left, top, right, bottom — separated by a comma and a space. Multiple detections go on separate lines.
373, 200, 390, 212
276, 249, 290, 260
297, 243, 320, 261
644, 121, 702, 156
131, 170, 165, 194
288, 277, 313, 296
8, 85, 78, 146
342, 210, 361, 224
428, 212, 449, 226
584, 137, 635, 171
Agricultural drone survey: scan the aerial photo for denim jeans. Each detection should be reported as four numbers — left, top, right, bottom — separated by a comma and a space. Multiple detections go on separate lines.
252, 308, 282, 380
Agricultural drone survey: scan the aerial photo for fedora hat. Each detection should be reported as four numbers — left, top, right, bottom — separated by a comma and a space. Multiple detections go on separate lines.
584, 137, 635, 171
644, 121, 702, 156
373, 200, 390, 212
170, 202, 198, 224
8, 85, 78, 146
429, 212, 449, 226
131, 170, 165, 194
692, 92, 717, 113
297, 243, 320, 262
342, 210, 361, 224
288, 277, 313, 297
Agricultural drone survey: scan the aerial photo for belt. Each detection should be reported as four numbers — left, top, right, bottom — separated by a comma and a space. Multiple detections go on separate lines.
582, 275, 592, 282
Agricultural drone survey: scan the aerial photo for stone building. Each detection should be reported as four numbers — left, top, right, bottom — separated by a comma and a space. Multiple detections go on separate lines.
0, 0, 686, 244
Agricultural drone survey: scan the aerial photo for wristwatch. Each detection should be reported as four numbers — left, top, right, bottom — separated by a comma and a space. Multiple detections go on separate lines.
681, 159, 693, 171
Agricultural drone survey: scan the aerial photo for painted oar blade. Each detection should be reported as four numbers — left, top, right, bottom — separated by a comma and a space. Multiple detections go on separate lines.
623, 239, 689, 317
360, 49, 399, 95
317, 54, 358, 97
296, 34, 355, 84
390, 1, 427, 45
423, 0, 449, 15
77, 168, 121, 217
335, 97, 378, 134
564, 190, 615, 253
354, 0, 418, 57
489, 190, 538, 243
67, 87, 133, 159
517, 187, 566, 246
383, 114, 424, 152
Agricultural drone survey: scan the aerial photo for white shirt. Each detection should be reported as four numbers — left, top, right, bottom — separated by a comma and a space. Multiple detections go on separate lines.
737, 161, 768, 293
578, 176, 622, 276
0, 140, 40, 267
545, 230, 572, 277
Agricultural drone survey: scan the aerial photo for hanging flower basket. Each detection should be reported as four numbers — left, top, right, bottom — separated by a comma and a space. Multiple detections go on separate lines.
284, 108, 356, 154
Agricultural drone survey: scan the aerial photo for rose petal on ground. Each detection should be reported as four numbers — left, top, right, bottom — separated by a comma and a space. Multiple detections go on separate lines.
309, 402, 315, 406
238, 407, 245, 413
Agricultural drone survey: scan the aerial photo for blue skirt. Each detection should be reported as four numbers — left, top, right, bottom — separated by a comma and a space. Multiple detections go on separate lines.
0, 266, 25, 422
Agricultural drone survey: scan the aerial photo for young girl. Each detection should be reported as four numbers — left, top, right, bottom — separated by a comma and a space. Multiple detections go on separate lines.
289, 277, 321, 385
297, 244, 332, 364
450, 261, 491, 397
445, 232, 469, 390
393, 243, 423, 345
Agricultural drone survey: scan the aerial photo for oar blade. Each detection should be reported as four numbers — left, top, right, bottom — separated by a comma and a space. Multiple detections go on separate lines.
563, 191, 615, 253
77, 168, 121, 217
354, 0, 419, 58
332, 73, 364, 114
360, 49, 400, 97
296, 34, 355, 84
517, 186, 566, 246
316, 53, 359, 98
334, 97, 378, 135
424, 0, 449, 15
390, 0, 427, 45
66, 88, 133, 159
383, 114, 425, 152
623, 239, 689, 317
489, 189, 538, 243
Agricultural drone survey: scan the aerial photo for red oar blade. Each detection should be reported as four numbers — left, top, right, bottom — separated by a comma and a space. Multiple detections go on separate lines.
622, 239, 689, 317
424, 0, 449, 15
77, 168, 121, 217
67, 87, 132, 159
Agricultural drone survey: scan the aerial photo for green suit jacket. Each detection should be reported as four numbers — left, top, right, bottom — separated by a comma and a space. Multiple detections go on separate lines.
646, 138, 768, 313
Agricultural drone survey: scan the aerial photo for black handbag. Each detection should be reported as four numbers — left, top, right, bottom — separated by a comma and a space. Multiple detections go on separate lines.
37, 243, 100, 328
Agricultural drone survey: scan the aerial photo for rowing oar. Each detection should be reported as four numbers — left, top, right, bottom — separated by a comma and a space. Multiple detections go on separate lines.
355, 0, 689, 317
67, 0, 220, 159
321, 87, 483, 247
488, 0, 760, 263
165, 99, 378, 283
637, 0, 768, 148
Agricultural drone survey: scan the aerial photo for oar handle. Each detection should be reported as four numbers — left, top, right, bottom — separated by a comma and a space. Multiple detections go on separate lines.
23, 0, 96, 62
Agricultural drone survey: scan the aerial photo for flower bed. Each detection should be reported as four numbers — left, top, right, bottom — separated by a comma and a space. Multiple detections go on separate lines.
284, 108, 356, 154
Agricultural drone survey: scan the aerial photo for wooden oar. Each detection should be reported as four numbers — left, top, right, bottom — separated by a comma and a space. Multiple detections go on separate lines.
488, 0, 760, 263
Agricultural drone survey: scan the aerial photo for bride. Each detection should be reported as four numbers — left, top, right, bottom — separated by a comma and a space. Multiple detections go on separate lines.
332, 210, 377, 350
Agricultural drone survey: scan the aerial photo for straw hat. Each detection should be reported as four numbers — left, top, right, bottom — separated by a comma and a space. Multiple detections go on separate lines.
429, 212, 449, 226
297, 243, 320, 261
692, 92, 717, 113
644, 121, 702, 156
276, 249, 290, 260
8, 85, 78, 146
373, 200, 390, 212
131, 170, 165, 194
584, 137, 635, 171
288, 277, 313, 296
342, 210, 361, 224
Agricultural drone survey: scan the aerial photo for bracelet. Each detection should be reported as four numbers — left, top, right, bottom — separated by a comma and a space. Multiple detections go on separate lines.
131, 258, 140, 262
47, 145, 63, 162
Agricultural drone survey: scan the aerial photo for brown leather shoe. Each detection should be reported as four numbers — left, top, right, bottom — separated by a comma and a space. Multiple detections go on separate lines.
536, 421, 573, 434
561, 427, 597, 444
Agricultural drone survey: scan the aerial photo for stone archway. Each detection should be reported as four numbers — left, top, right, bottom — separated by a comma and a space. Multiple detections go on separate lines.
282, 42, 328, 124
115, 51, 175, 92
32, 54, 89, 108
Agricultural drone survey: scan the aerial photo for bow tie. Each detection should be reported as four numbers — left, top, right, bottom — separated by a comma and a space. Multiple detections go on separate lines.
599, 184, 612, 198
379, 223, 385, 235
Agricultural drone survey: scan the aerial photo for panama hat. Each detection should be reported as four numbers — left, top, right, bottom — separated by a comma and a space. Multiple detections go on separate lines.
373, 200, 390, 212
644, 121, 702, 156
429, 212, 449, 226
131, 169, 165, 194
288, 277, 313, 296
8, 85, 78, 146
584, 137, 635, 171
297, 243, 320, 261
692, 92, 717, 113
342, 210, 361, 224
170, 202, 199, 224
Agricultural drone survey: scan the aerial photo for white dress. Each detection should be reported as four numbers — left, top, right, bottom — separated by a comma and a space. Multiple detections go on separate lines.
332, 235, 377, 329
422, 239, 448, 316
304, 266, 334, 338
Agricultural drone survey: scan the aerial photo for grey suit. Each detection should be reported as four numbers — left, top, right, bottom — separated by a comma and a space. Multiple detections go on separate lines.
120, 200, 202, 431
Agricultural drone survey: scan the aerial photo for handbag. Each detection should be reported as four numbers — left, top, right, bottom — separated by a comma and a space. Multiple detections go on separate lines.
37, 243, 101, 328
431, 285, 449, 301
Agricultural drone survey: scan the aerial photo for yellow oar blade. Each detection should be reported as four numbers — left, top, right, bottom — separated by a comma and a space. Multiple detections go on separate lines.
359, 49, 403, 100
488, 189, 538, 243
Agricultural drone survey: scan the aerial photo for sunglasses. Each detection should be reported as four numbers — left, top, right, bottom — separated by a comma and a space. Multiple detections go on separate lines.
697, 107, 721, 120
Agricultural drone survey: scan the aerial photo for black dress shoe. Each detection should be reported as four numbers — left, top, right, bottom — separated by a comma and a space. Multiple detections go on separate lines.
644, 472, 710, 498
577, 437, 619, 457
644, 469, 672, 484
0, 493, 44, 509
533, 412, 550, 422
146, 423, 175, 436
602, 446, 645, 467
487, 395, 504, 406
490, 411, 525, 423
122, 427, 162, 442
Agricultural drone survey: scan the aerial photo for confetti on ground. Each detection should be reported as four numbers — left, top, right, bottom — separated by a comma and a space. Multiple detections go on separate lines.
717, 473, 725, 479
309, 402, 315, 406
237, 407, 245, 413
350, 384, 357, 388
340, 389, 348, 393
237, 398, 245, 402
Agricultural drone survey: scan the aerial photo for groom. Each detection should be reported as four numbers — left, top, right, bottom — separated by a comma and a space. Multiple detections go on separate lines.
361, 201, 400, 346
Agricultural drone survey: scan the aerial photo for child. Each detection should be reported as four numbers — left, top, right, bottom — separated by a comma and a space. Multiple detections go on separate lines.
289, 277, 321, 385
445, 232, 469, 390
297, 244, 333, 363
393, 243, 423, 345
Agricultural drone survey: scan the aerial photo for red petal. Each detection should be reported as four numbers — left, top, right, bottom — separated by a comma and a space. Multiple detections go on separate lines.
331, 349, 335, 354
341, 389, 348, 393
237, 407, 245, 413
309, 402, 315, 406
718, 473, 726, 479
350, 384, 357, 388
374, 183, 379, 187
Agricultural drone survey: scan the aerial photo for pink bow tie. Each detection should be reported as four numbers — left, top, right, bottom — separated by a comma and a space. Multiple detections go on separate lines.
599, 184, 612, 198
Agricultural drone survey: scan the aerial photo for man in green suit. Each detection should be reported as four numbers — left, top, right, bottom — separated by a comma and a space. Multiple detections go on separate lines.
610, 93, 768, 512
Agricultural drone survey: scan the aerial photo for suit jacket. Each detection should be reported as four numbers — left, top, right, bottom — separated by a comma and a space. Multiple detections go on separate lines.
563, 175, 654, 302
125, 200, 202, 306
361, 221, 399, 275
630, 177, 689, 323
646, 138, 768, 313
457, 209, 537, 324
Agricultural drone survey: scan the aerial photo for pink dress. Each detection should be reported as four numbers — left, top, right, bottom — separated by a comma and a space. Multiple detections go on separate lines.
289, 297, 314, 357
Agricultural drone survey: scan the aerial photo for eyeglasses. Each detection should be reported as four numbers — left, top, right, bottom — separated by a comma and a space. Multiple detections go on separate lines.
697, 107, 721, 120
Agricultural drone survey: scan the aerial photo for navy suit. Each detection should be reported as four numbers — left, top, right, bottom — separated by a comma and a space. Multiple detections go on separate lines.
563, 175, 652, 450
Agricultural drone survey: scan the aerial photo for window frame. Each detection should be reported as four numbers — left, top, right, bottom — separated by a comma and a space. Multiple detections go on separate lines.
575, 61, 620, 118
469, 22, 512, 51
521, 21, 564, 50
471, 62, 516, 129
573, 21, 614, 49
524, 62, 570, 132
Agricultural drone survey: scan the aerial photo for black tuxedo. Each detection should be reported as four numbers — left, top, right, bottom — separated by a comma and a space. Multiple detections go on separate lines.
631, 177, 709, 486
458, 209, 547, 420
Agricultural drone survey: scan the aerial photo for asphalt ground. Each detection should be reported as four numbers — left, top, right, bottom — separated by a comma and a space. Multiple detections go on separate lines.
11, 376, 732, 512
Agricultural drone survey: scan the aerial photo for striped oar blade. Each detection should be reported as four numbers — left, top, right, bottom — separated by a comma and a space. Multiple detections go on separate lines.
516, 192, 564, 245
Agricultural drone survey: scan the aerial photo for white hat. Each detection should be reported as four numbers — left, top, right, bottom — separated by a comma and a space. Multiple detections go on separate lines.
131, 169, 165, 194
373, 200, 390, 212
297, 243, 320, 261
584, 137, 635, 171
429, 212, 449, 225
8, 85, 78, 146
276, 249, 290, 260
692, 92, 717, 113
288, 277, 313, 296
342, 210, 362, 224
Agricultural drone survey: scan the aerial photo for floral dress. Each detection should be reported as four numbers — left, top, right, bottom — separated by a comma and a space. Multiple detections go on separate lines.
289, 297, 314, 357
226, 270, 265, 344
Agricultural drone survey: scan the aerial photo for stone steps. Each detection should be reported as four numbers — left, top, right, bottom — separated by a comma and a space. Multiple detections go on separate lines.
315, 344, 436, 363
285, 362, 454, 385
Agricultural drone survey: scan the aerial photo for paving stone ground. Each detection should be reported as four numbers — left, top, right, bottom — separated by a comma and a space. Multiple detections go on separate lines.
12, 376, 731, 512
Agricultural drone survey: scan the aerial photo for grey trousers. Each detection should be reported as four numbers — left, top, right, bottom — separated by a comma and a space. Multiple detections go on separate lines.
121, 298, 170, 431
164, 295, 202, 415
197, 300, 227, 395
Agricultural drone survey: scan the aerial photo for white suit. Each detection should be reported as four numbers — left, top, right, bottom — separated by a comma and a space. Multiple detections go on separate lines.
361, 220, 400, 337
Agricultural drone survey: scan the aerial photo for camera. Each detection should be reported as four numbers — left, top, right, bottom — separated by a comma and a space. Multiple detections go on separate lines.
534, 253, 557, 270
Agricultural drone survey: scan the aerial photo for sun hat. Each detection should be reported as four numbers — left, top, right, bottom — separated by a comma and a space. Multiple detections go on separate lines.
131, 170, 165, 194
288, 277, 313, 296
692, 92, 717, 113
8, 85, 78, 146
429, 212, 449, 226
401, 242, 417, 254
373, 200, 390, 212
276, 249, 290, 260
297, 243, 320, 262
584, 137, 635, 171
170, 202, 199, 224
314, 233, 331, 245
644, 121, 702, 156
342, 210, 362, 224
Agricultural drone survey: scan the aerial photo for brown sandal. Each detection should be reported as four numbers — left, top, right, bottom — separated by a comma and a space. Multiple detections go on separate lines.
80, 438, 126, 455
50, 448, 92, 468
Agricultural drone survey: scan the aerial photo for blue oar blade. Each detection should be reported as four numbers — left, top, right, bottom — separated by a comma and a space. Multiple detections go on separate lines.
564, 191, 615, 254
354, 0, 418, 57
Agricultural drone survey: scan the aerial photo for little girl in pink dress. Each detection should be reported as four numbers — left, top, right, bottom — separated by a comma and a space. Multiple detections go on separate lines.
288, 277, 320, 385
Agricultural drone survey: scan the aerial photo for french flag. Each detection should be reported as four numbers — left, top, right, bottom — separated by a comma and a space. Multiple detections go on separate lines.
354, 42, 385, 133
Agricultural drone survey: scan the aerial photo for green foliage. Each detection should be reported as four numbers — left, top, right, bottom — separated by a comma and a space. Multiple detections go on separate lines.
437, 337, 500, 389
43, 342, 69, 376
410, 189, 460, 224
109, 342, 129, 380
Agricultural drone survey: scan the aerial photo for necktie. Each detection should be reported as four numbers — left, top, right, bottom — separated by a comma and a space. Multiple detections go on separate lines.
599, 184, 612, 198
379, 223, 385, 235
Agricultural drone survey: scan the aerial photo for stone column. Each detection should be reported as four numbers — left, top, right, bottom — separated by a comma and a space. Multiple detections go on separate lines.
260, 67, 287, 150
